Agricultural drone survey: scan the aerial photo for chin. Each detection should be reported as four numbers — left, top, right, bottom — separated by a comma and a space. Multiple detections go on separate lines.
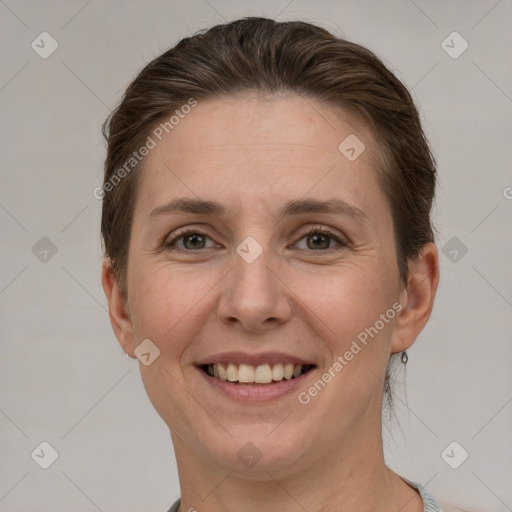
201, 426, 313, 477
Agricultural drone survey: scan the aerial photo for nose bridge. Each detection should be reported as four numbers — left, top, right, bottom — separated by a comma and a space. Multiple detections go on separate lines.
234, 247, 274, 296
217, 238, 291, 330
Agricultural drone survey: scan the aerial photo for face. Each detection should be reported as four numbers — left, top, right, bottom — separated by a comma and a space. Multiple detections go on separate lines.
109, 92, 419, 477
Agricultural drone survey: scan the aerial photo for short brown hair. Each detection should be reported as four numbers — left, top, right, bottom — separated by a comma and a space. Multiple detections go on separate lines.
101, 16, 436, 296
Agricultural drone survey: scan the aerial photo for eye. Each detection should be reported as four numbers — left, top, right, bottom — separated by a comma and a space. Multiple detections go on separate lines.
295, 227, 347, 251
164, 226, 348, 253
164, 228, 218, 251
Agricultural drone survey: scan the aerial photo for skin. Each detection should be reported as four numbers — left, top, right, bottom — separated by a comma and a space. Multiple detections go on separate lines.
102, 92, 439, 512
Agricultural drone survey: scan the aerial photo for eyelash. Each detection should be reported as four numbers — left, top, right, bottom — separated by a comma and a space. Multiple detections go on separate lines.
164, 226, 348, 253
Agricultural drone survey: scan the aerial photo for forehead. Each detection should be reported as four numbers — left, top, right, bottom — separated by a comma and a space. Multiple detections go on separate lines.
152, 92, 372, 154
134, 93, 387, 222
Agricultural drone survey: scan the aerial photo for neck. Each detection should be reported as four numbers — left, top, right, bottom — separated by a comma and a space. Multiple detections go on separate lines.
170, 417, 422, 512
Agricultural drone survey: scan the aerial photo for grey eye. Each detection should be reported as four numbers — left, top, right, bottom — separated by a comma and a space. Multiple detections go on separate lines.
181, 233, 207, 250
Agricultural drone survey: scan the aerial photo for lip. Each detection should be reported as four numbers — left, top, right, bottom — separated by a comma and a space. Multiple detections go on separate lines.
195, 351, 316, 367
196, 364, 317, 402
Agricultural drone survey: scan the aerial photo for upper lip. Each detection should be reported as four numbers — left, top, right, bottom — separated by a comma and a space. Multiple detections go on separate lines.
195, 351, 317, 367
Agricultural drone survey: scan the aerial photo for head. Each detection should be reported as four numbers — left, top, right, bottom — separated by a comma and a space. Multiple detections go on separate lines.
101, 18, 438, 474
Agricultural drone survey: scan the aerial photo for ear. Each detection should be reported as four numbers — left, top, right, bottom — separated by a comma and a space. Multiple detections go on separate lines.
391, 242, 440, 354
101, 259, 136, 358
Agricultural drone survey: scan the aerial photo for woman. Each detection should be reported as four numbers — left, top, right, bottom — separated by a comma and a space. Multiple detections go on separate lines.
100, 17, 450, 512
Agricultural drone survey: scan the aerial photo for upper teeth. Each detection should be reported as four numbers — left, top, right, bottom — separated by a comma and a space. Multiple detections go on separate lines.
206, 363, 305, 383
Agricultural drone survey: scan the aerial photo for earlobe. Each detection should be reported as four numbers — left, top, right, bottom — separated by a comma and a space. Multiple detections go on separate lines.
101, 259, 136, 358
391, 243, 440, 354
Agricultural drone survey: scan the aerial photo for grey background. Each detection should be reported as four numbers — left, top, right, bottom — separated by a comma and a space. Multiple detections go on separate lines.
1, 1, 511, 511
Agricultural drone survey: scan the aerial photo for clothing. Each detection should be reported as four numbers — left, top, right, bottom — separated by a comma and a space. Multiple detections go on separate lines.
407, 480, 443, 511
166, 479, 442, 512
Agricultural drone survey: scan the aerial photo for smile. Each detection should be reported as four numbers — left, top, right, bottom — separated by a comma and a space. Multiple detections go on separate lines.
200, 362, 315, 385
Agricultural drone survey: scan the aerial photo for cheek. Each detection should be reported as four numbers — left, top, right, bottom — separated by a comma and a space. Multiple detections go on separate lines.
291, 267, 400, 416
127, 260, 223, 351
291, 262, 398, 350
126, 263, 220, 419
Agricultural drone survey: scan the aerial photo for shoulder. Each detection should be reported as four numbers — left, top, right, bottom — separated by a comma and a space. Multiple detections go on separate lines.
402, 479, 463, 512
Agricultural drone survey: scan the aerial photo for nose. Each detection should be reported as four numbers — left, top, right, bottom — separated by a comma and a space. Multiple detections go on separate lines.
216, 248, 293, 332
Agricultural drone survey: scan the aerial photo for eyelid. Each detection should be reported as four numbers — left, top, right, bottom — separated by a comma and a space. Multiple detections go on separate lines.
163, 225, 220, 249
163, 223, 349, 251
291, 224, 349, 249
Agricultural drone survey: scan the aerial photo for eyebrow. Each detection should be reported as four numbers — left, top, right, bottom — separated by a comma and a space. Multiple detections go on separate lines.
150, 197, 369, 223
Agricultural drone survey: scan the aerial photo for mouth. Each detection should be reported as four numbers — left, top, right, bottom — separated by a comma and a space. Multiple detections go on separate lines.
199, 362, 316, 385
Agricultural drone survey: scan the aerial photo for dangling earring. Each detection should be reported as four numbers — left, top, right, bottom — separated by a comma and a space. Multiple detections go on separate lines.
401, 351, 408, 364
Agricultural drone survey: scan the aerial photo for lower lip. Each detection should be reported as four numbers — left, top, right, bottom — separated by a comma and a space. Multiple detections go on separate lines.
197, 367, 316, 402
